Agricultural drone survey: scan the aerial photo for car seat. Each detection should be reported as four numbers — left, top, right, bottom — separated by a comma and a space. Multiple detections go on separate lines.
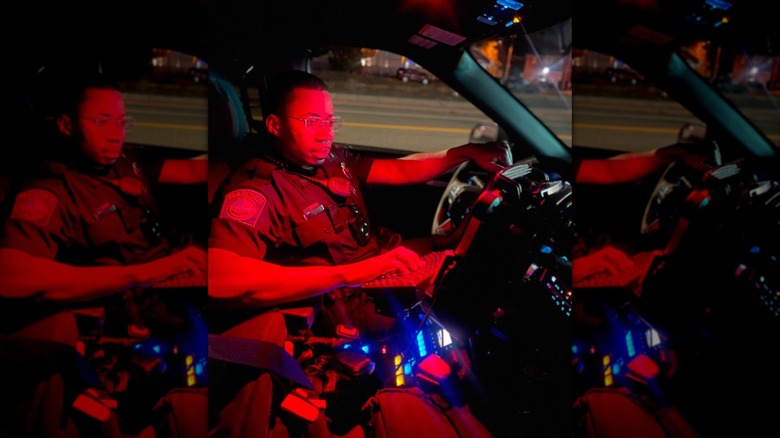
0, 86, 39, 208
209, 70, 248, 160
208, 70, 249, 205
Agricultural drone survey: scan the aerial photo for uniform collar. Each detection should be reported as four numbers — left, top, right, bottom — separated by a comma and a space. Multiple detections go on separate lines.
42, 156, 116, 177
263, 148, 322, 178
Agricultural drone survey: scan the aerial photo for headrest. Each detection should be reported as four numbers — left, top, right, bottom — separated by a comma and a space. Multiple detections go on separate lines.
208, 71, 248, 160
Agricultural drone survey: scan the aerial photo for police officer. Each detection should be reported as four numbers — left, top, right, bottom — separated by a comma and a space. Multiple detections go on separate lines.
207, 70, 512, 336
0, 75, 207, 437
0, 76, 207, 312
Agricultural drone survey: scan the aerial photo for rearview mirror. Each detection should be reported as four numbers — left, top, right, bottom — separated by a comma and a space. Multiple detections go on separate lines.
677, 122, 707, 143
469, 122, 505, 144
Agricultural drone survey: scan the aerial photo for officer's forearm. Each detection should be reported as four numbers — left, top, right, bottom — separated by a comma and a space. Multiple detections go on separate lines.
368, 153, 462, 185
575, 150, 666, 184
208, 248, 350, 307
158, 158, 208, 184
0, 248, 143, 302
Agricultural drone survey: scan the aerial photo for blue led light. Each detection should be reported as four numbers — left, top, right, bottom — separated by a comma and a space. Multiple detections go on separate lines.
417, 331, 427, 357
195, 364, 203, 375
478, 15, 498, 26
540, 245, 552, 254
490, 326, 511, 342
361, 345, 370, 354
153, 345, 161, 354
498, 0, 523, 11
705, 0, 731, 11
404, 363, 412, 375
625, 332, 635, 357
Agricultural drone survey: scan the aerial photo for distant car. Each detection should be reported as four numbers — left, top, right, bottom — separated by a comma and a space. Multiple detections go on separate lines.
396, 67, 431, 84
188, 67, 208, 83
604, 66, 642, 84
713, 75, 748, 93
504, 76, 539, 93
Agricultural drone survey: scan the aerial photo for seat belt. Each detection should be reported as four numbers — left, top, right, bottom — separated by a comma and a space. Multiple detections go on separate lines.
207, 333, 313, 390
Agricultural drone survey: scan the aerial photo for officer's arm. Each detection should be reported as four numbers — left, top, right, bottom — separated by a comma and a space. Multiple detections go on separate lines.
575, 144, 712, 184
158, 155, 208, 184
366, 141, 510, 185
208, 247, 421, 308
575, 151, 668, 184
0, 247, 205, 302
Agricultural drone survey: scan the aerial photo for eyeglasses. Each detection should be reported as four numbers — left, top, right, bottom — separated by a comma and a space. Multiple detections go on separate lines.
80, 116, 135, 131
284, 115, 343, 132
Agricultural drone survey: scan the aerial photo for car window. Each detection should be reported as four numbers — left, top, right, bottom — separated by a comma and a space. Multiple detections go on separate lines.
572, 49, 699, 153
572, 44, 779, 154
121, 49, 208, 153
307, 19, 574, 155
310, 47, 495, 153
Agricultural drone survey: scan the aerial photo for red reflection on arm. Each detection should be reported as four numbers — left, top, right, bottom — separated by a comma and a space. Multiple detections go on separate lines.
158, 157, 208, 184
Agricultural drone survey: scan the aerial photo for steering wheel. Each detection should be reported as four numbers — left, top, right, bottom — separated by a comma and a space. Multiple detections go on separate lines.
431, 161, 492, 249
640, 142, 722, 239
640, 161, 696, 238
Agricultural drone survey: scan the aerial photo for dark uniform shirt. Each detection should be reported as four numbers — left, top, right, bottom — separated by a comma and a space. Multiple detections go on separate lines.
209, 145, 378, 267
208, 144, 386, 334
2, 146, 169, 265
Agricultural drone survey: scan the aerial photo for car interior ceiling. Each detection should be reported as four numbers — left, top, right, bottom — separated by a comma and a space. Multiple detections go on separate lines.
208, 0, 571, 70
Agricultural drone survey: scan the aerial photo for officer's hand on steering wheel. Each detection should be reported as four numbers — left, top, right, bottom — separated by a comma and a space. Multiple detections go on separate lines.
451, 141, 513, 173
655, 143, 715, 173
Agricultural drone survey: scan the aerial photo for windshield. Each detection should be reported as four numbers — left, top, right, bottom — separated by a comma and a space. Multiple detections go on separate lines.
469, 17, 573, 147
678, 41, 780, 148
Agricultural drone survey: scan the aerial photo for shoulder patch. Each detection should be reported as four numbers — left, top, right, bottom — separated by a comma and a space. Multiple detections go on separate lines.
220, 189, 267, 227
10, 188, 58, 227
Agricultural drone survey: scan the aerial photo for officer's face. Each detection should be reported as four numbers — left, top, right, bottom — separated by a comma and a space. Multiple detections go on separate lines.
273, 88, 336, 167
73, 88, 127, 166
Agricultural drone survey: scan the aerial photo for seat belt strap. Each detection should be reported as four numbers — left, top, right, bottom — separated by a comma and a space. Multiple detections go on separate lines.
207, 334, 313, 390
